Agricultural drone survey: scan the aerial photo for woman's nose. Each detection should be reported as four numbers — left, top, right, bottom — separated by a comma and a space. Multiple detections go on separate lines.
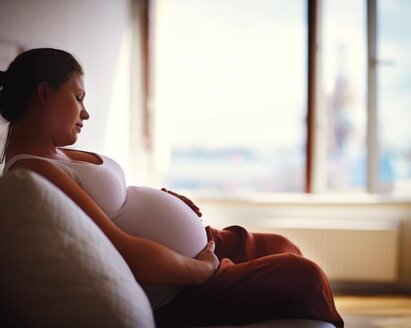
81, 108, 90, 120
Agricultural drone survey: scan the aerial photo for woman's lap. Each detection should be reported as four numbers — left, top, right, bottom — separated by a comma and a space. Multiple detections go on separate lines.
155, 225, 344, 328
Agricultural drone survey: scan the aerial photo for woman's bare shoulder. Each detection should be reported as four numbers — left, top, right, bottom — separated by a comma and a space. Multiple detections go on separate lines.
9, 156, 72, 182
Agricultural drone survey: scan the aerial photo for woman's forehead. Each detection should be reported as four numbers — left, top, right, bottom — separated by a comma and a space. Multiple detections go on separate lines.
68, 72, 85, 91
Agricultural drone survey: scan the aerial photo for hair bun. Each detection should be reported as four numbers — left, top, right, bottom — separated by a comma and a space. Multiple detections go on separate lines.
0, 71, 4, 93
0, 70, 5, 88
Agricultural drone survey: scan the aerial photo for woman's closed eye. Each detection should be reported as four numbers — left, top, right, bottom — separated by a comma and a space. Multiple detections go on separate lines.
76, 95, 83, 103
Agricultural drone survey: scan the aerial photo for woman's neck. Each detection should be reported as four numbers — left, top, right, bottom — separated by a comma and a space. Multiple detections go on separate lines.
5, 122, 60, 161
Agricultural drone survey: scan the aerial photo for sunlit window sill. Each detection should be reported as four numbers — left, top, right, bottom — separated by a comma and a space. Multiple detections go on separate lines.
191, 191, 411, 206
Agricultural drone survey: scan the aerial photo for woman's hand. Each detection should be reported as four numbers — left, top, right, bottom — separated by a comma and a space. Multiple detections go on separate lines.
195, 241, 219, 284
161, 188, 202, 217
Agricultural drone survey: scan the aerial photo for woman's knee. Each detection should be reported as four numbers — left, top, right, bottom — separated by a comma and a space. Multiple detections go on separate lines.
280, 254, 327, 286
256, 234, 302, 256
272, 234, 302, 254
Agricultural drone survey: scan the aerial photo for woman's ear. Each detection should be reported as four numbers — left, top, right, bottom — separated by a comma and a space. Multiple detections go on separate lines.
36, 82, 50, 107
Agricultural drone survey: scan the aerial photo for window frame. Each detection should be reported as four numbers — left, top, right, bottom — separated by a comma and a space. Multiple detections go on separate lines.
308, 0, 384, 194
366, 0, 379, 193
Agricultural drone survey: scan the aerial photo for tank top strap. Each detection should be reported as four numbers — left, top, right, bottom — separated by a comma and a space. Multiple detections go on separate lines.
3, 154, 75, 179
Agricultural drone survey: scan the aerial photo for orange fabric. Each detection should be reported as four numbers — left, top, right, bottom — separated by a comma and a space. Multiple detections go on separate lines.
155, 225, 344, 328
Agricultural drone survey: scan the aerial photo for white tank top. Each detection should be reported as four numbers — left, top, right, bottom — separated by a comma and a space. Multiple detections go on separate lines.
3, 151, 208, 309
3, 152, 127, 218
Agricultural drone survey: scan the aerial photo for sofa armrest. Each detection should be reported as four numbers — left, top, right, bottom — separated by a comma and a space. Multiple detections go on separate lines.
0, 170, 155, 328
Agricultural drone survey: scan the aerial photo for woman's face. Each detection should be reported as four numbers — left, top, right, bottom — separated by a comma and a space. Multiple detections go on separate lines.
44, 72, 89, 146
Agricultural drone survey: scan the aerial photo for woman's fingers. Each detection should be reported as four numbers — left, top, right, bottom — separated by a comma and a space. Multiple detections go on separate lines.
161, 188, 203, 217
207, 240, 215, 251
196, 241, 219, 272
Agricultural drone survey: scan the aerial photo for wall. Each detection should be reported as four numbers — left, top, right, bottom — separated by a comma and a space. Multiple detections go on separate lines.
0, 0, 137, 179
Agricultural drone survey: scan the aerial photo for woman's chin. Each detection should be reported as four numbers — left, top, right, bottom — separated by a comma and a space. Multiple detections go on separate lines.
70, 131, 80, 143
56, 136, 77, 147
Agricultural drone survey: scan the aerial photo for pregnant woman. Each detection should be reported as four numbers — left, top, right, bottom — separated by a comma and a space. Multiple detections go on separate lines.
0, 48, 343, 328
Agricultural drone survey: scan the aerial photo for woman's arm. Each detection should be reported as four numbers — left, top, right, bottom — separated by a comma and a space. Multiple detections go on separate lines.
10, 159, 219, 285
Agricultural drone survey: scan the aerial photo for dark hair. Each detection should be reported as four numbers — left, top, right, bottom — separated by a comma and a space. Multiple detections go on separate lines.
0, 48, 83, 123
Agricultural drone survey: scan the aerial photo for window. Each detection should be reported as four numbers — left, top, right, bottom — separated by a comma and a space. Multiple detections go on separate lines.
153, 0, 306, 195
151, 0, 411, 197
377, 0, 411, 194
320, 0, 367, 192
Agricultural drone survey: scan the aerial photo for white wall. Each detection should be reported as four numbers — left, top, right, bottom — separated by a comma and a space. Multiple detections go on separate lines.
0, 0, 137, 180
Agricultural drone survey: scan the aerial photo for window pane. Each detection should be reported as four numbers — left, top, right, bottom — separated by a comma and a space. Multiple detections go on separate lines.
377, 0, 411, 194
321, 0, 367, 192
154, 0, 306, 195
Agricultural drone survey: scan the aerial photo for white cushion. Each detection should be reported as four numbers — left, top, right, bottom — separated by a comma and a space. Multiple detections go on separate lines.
0, 170, 155, 328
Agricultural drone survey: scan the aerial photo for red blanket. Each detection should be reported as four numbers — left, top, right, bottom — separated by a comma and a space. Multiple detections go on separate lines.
155, 225, 344, 328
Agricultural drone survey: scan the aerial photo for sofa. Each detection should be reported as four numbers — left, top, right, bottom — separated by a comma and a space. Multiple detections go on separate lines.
0, 170, 336, 328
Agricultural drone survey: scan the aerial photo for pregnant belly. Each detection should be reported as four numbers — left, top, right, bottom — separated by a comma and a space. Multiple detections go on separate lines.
112, 187, 208, 309
112, 186, 208, 258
